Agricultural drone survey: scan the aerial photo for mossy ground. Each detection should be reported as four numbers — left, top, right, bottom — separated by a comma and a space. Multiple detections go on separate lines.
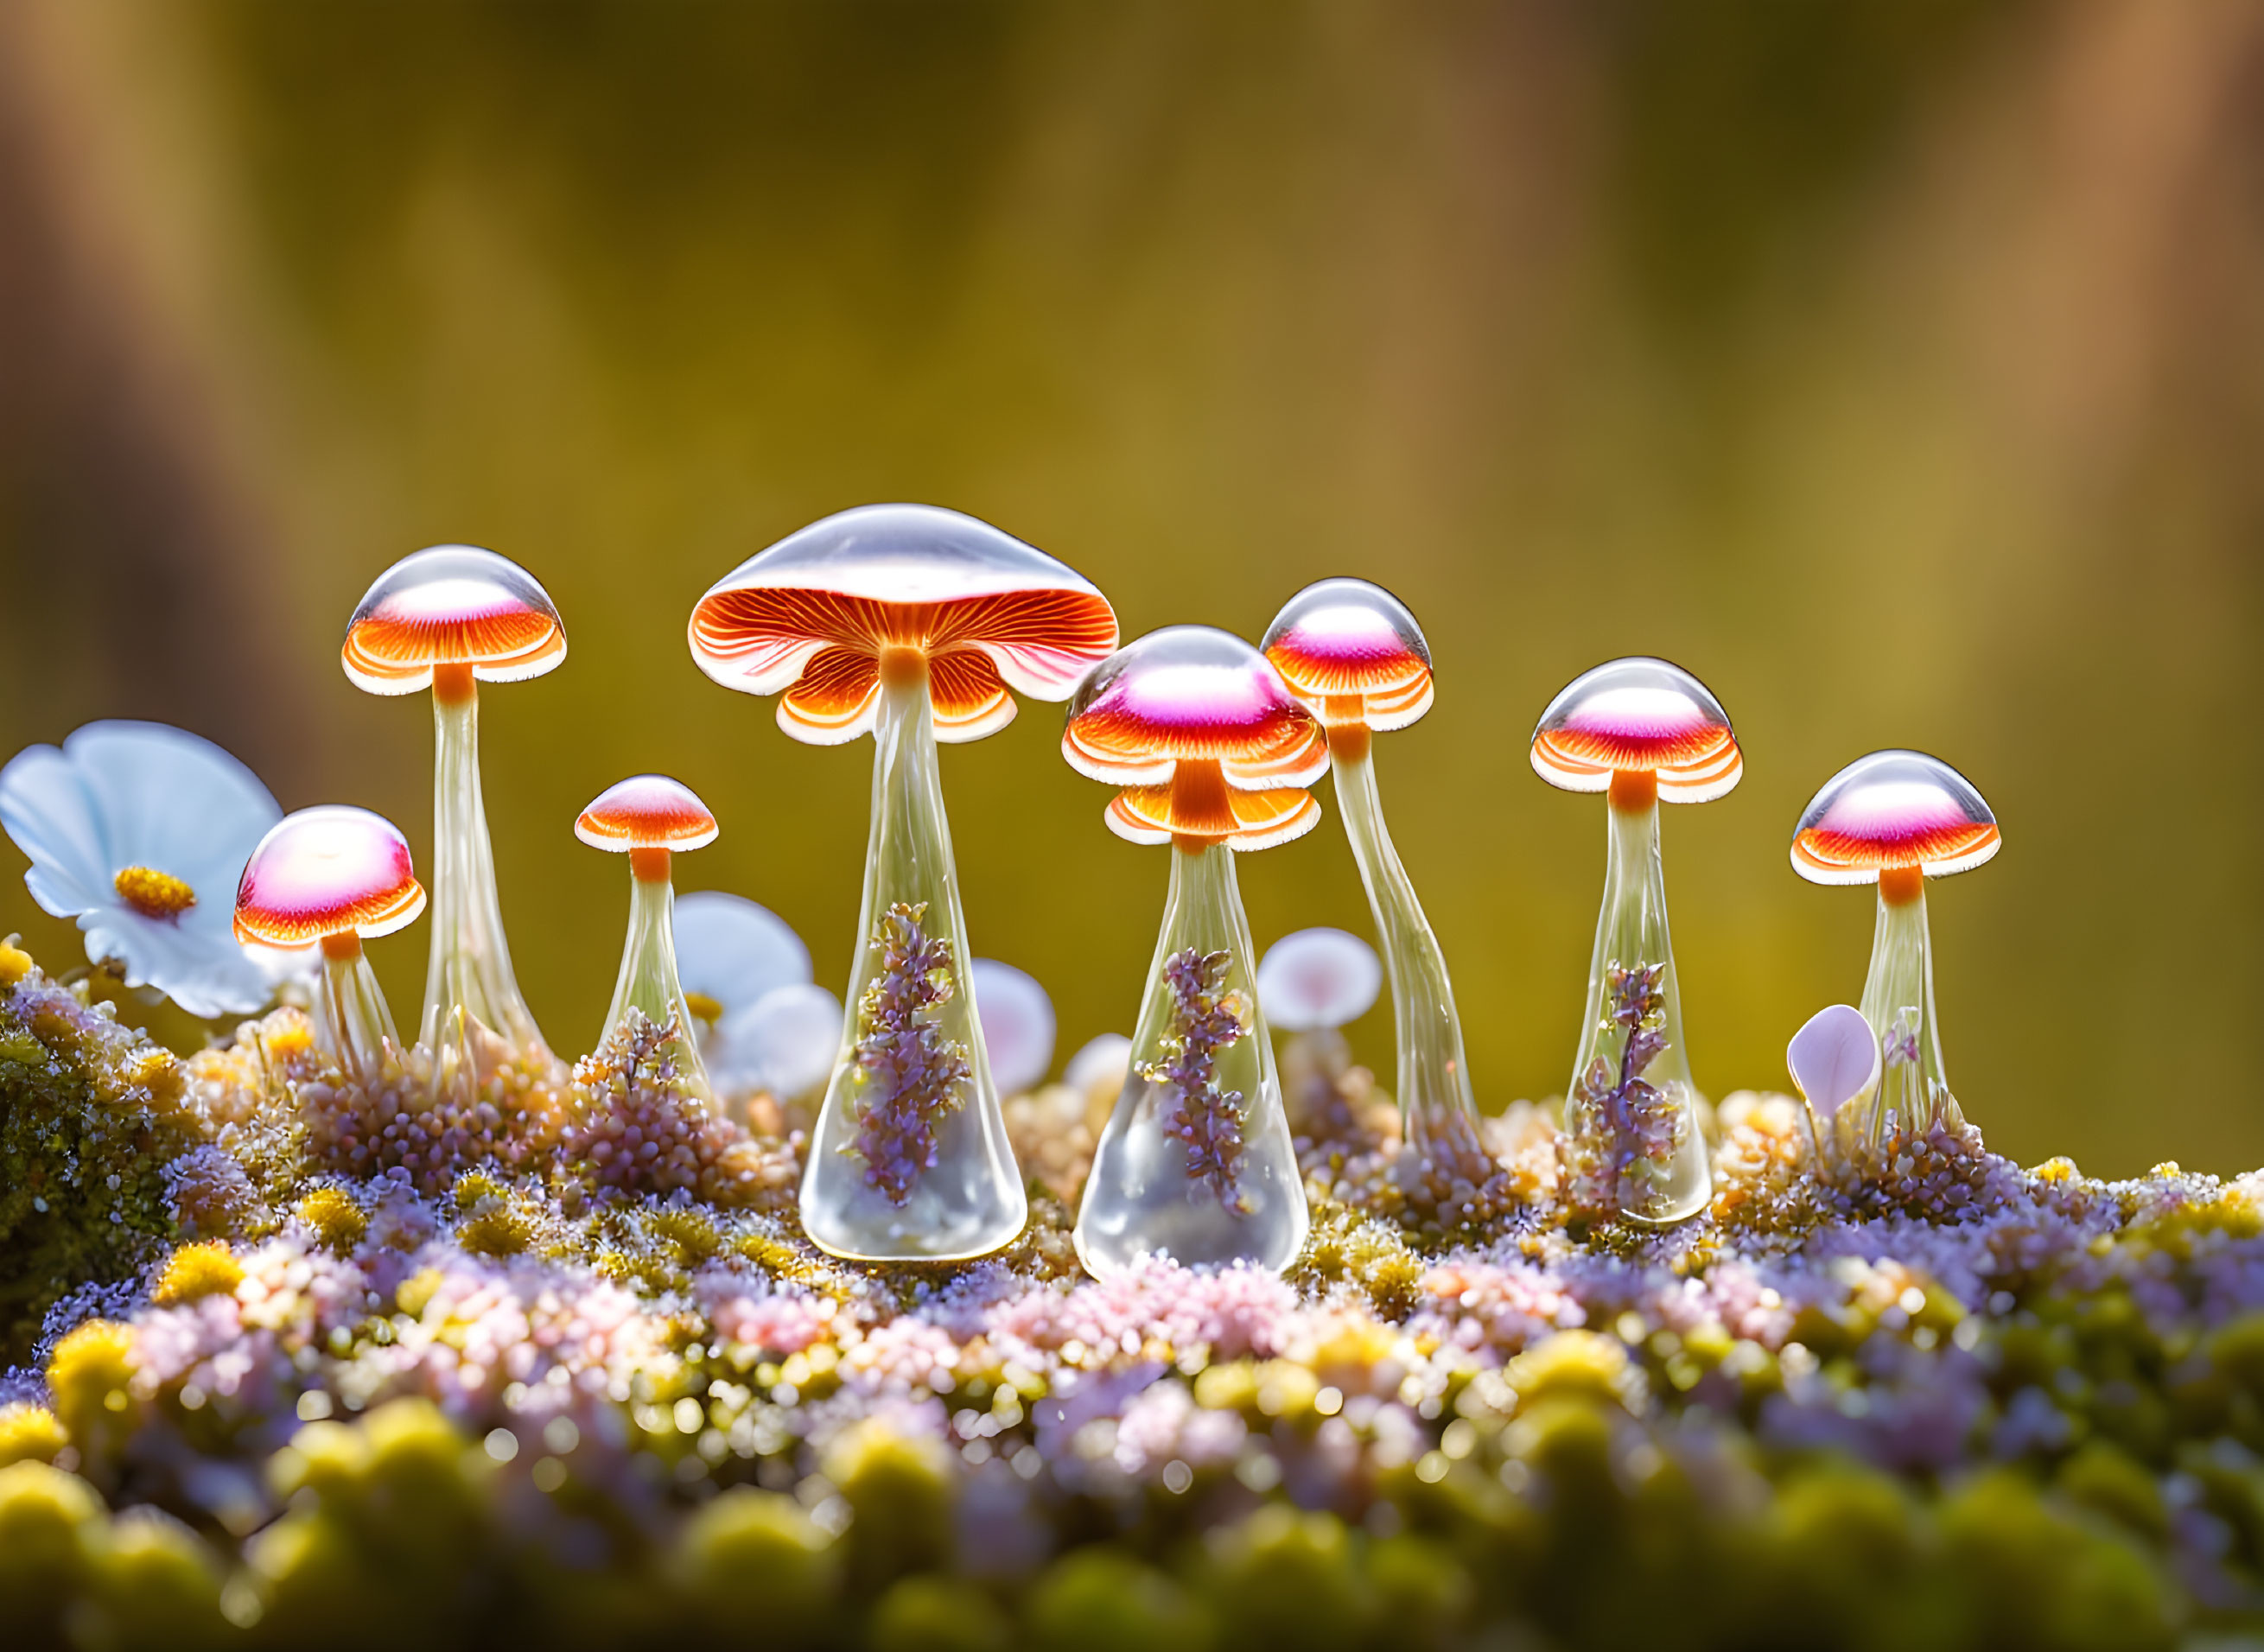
3, 945, 2261, 1649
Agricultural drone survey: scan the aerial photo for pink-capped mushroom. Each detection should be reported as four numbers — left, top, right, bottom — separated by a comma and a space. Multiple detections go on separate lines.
576, 775, 720, 1099
1059, 626, 1327, 1278
689, 505, 1118, 1261
1530, 657, 1740, 1226
1263, 579, 1491, 1188
234, 806, 425, 1084
343, 545, 565, 1088
1792, 749, 2000, 1135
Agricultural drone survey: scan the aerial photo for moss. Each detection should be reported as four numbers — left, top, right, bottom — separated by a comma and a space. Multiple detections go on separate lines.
1023, 1547, 1215, 1652
1201, 1506, 1374, 1650
0, 1402, 67, 1468
868, 1574, 1011, 1652
0, 1460, 104, 1638
151, 1240, 244, 1306
675, 1485, 838, 1637
296, 1185, 367, 1254
824, 1420, 956, 1590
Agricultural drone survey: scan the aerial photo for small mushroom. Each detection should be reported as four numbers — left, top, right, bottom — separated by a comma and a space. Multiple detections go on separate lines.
689, 504, 1118, 1261
1791, 750, 2000, 1136
1530, 657, 1740, 1225
343, 546, 565, 1087
971, 959, 1057, 1097
1264, 581, 1491, 1179
1060, 626, 1327, 1278
233, 807, 425, 1084
575, 775, 719, 1098
1785, 1003, 1882, 1171
1256, 928, 1381, 1034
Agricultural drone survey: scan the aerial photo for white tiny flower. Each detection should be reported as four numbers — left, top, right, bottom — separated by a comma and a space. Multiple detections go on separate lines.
0, 720, 304, 1017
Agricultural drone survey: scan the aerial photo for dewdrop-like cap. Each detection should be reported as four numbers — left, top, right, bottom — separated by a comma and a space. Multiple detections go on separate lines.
1256, 927, 1383, 1032
343, 545, 566, 695
687, 504, 1119, 746
575, 776, 720, 853
1790, 749, 2000, 886
1529, 657, 1741, 803
234, 806, 424, 946
1261, 578, 1434, 731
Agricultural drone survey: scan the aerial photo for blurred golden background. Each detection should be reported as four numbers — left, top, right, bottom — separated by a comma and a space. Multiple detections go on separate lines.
2, 3, 2258, 1177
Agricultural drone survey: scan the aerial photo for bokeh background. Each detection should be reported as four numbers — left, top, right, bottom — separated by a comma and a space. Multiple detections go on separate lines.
2, 2, 2259, 1177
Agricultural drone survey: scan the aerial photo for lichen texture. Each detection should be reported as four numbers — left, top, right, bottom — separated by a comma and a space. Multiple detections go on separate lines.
3, 942, 2261, 1650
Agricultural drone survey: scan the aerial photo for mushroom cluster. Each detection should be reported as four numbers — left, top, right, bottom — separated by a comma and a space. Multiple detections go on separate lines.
0, 502, 2017, 1277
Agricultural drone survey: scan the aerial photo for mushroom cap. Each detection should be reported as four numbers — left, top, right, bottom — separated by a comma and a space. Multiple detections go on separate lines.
687, 504, 1119, 747
971, 958, 1057, 1096
1103, 782, 1320, 852
575, 775, 719, 853
234, 806, 424, 946
1529, 657, 1741, 803
1063, 626, 1329, 791
1786, 1003, 1882, 1123
1256, 927, 1383, 1032
1261, 578, 1434, 731
1790, 749, 1999, 885
673, 892, 810, 1017
343, 546, 566, 696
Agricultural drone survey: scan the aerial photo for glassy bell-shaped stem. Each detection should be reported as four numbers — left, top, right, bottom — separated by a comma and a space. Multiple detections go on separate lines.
1561, 777, 1711, 1225
599, 852, 709, 1099
1328, 731, 1485, 1173
801, 660, 1025, 1261
1075, 839, 1308, 1278
423, 672, 548, 1078
319, 933, 401, 1088
1858, 868, 1956, 1136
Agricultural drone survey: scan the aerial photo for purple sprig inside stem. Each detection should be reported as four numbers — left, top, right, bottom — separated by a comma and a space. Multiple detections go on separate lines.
1565, 960, 1678, 1215
1144, 947, 1252, 1210
845, 902, 971, 1206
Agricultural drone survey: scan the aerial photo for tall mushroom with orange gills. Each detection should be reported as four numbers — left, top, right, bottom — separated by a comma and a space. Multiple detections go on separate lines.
1061, 626, 1326, 1278
688, 504, 1117, 1261
343, 546, 564, 1090
1262, 578, 1495, 1192
234, 806, 424, 1086
1530, 657, 1740, 1226
1791, 750, 2000, 1137
576, 775, 720, 1101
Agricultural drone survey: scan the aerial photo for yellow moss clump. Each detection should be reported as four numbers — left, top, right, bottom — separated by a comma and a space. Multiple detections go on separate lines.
152, 1241, 245, 1306
0, 1403, 67, 1467
48, 1321, 135, 1443
1503, 1331, 1636, 1414
296, 1186, 366, 1255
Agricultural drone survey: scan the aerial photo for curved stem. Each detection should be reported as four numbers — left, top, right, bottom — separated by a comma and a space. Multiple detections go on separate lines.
1561, 785, 1711, 1225
319, 933, 399, 1087
597, 854, 709, 1100
1858, 874, 1955, 1135
799, 663, 1025, 1261
421, 673, 546, 1077
1329, 740, 1484, 1170
1075, 840, 1307, 1278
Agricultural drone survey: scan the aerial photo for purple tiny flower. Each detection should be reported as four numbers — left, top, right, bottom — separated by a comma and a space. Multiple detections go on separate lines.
845, 902, 971, 1206
1884, 1014, 1921, 1069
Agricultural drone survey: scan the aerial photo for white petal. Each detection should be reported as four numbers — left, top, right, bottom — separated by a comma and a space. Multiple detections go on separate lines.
1786, 1004, 1882, 1121
722, 983, 843, 1101
63, 721, 279, 889
1256, 927, 1382, 1032
1065, 1033, 1133, 1097
970, 958, 1055, 1095
673, 892, 810, 1017
82, 903, 271, 1020
0, 744, 111, 912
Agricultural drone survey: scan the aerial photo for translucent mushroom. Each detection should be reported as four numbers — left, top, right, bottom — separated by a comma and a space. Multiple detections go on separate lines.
233, 807, 425, 1085
1263, 580, 1491, 1179
971, 959, 1057, 1097
1530, 657, 1741, 1225
689, 503, 1118, 1261
343, 546, 565, 1089
1061, 626, 1326, 1278
575, 775, 719, 1098
1790, 750, 2000, 1136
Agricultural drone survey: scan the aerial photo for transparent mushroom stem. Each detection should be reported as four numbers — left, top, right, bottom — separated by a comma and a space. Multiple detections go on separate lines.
422, 672, 547, 1083
1858, 869, 1956, 1136
318, 934, 401, 1087
1561, 777, 1711, 1225
800, 658, 1026, 1261
598, 850, 709, 1100
1074, 838, 1308, 1278
1328, 730, 1486, 1175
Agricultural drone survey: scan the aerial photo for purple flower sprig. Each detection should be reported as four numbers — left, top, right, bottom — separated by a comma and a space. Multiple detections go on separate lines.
1144, 947, 1253, 1210
846, 902, 971, 1206
1565, 960, 1678, 1216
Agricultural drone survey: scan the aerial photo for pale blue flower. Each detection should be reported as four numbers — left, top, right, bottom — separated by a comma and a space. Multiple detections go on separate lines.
0, 721, 296, 1017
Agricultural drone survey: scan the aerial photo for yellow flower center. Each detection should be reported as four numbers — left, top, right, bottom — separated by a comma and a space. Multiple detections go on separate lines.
114, 865, 197, 920
684, 991, 724, 1026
